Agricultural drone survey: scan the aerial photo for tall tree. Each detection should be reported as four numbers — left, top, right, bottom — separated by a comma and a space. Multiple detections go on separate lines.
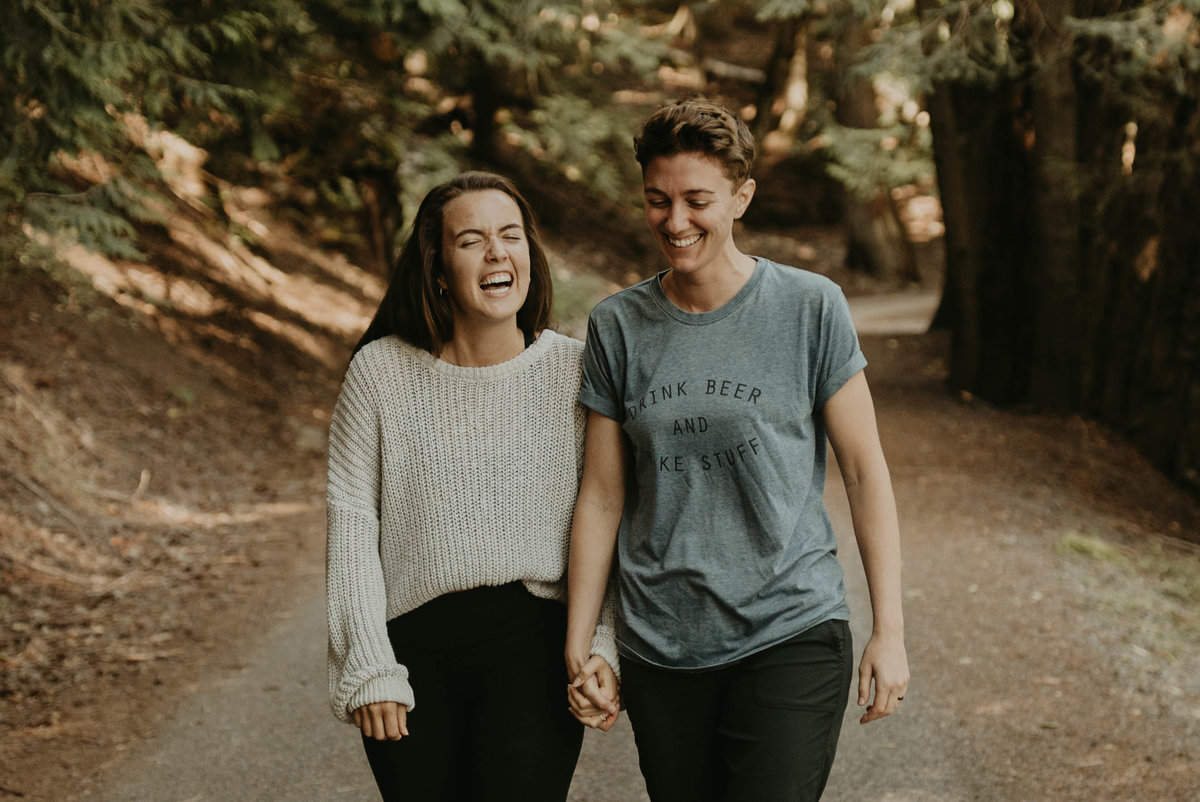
755, 0, 925, 281
905, 0, 1200, 488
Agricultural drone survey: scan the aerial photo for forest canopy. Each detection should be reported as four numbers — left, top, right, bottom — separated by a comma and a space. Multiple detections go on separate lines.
2, 0, 1198, 490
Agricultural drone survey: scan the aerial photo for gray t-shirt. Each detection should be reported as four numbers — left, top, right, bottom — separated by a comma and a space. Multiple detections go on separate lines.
579, 257, 866, 669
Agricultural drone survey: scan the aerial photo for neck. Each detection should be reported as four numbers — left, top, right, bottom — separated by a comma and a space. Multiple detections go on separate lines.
662, 252, 756, 313
437, 321, 527, 367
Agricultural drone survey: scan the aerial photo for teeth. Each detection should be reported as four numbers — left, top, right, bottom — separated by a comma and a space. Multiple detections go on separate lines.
668, 234, 701, 248
480, 272, 513, 291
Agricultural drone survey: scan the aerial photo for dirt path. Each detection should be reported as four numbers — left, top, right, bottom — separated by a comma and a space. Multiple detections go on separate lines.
76, 312, 1200, 800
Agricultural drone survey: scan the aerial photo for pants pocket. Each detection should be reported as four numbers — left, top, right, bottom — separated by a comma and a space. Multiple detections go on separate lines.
750, 619, 851, 712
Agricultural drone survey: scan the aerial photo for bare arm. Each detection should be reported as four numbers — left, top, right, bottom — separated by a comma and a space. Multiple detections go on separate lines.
565, 410, 627, 723
823, 371, 909, 724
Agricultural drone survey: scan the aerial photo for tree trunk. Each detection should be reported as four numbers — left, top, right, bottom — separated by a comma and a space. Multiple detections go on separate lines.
755, 18, 802, 139
834, 18, 917, 283
1025, 0, 1083, 410
926, 79, 1033, 400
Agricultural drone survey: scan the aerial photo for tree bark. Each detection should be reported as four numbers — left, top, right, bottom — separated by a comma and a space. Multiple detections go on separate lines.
755, 18, 802, 138
834, 18, 917, 283
1025, 0, 1083, 410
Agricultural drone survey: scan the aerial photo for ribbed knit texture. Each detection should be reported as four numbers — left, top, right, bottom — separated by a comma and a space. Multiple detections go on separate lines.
326, 329, 618, 724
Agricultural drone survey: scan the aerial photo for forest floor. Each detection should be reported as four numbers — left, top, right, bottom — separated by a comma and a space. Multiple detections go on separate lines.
2, 179, 1200, 800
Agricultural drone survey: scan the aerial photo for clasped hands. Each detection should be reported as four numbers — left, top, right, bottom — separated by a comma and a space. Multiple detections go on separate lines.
352, 654, 620, 742
567, 654, 620, 731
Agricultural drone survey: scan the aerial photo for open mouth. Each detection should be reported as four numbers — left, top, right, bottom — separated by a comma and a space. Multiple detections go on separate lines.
479, 272, 514, 294
667, 234, 702, 248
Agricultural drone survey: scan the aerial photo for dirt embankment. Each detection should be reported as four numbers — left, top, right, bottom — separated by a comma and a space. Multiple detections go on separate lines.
0, 179, 383, 799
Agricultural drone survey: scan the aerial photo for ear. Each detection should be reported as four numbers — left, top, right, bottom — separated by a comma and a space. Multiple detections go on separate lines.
733, 178, 756, 220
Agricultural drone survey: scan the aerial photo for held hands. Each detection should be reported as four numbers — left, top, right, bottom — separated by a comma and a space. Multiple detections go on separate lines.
354, 701, 409, 741
857, 630, 909, 724
567, 654, 620, 731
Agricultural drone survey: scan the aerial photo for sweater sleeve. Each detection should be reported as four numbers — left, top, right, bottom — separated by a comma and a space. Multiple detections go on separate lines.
325, 353, 415, 724
589, 575, 621, 679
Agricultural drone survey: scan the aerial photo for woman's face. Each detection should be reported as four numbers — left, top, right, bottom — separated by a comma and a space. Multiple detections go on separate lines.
642, 152, 754, 279
439, 189, 532, 329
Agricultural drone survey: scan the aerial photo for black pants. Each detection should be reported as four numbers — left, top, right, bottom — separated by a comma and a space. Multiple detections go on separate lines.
361, 583, 583, 802
621, 618, 853, 802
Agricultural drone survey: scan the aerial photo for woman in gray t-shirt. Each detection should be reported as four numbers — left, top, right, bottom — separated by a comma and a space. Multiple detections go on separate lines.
565, 99, 909, 801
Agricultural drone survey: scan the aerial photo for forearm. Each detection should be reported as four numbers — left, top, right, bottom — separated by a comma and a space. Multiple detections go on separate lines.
843, 462, 904, 636
566, 491, 622, 674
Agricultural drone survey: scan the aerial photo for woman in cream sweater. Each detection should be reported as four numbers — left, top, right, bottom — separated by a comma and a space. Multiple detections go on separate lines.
326, 172, 618, 801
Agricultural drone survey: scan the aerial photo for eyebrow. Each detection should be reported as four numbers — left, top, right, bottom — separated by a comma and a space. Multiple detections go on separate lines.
453, 222, 524, 239
644, 188, 717, 197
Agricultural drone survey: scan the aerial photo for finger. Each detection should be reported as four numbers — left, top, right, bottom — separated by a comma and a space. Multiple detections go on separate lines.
579, 675, 618, 716
595, 668, 621, 711
370, 707, 389, 741
360, 707, 373, 738
857, 661, 872, 707
570, 654, 607, 688
598, 709, 620, 732
397, 706, 409, 737
568, 689, 607, 720
353, 708, 362, 729
568, 705, 603, 728
860, 688, 900, 724
567, 684, 592, 708
383, 704, 403, 740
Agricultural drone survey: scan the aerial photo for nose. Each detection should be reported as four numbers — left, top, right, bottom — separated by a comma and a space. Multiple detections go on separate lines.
484, 234, 506, 261
666, 202, 688, 233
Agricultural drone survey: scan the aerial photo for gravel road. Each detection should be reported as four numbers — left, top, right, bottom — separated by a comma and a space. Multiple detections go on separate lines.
87, 476, 949, 802
87, 303, 1200, 800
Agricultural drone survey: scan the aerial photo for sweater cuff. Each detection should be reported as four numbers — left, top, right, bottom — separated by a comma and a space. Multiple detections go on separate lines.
340, 673, 416, 725
589, 624, 620, 680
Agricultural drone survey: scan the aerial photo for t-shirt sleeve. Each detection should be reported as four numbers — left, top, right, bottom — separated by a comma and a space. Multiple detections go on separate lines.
578, 312, 625, 421
813, 284, 867, 409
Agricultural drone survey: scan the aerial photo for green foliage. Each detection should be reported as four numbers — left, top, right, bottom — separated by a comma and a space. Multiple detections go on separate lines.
0, 0, 301, 274
855, 0, 1027, 93
0, 0, 662, 284
823, 122, 934, 199
1070, 5, 1200, 125
753, 0, 817, 21
505, 95, 642, 203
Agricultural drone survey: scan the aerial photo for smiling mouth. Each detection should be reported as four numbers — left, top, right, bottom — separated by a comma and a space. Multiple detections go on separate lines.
480, 272, 514, 294
666, 234, 701, 248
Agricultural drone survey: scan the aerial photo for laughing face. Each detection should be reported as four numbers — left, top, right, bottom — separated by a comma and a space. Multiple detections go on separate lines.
642, 152, 755, 281
439, 189, 532, 330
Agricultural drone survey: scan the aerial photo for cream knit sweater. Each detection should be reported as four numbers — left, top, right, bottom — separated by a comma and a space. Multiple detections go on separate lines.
326, 329, 617, 724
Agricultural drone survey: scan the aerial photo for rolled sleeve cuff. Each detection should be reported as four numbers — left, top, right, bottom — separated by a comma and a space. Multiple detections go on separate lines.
590, 624, 621, 680
338, 671, 415, 725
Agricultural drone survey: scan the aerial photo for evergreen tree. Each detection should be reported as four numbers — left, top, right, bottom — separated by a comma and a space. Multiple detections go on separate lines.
881, 0, 1200, 488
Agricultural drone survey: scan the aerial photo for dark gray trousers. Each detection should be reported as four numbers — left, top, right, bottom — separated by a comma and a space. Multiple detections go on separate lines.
622, 618, 853, 802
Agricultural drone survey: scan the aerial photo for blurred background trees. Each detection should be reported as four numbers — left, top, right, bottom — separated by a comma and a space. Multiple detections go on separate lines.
2, 0, 1197, 489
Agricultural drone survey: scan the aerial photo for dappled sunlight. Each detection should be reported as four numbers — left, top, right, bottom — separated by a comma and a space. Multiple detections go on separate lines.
128, 497, 322, 528
52, 116, 382, 377
57, 241, 223, 318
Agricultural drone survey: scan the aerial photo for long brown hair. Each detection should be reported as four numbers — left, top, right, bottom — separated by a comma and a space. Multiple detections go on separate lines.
354, 172, 553, 355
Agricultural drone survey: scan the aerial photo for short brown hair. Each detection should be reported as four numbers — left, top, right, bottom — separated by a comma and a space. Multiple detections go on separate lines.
634, 98, 756, 187
355, 172, 553, 356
